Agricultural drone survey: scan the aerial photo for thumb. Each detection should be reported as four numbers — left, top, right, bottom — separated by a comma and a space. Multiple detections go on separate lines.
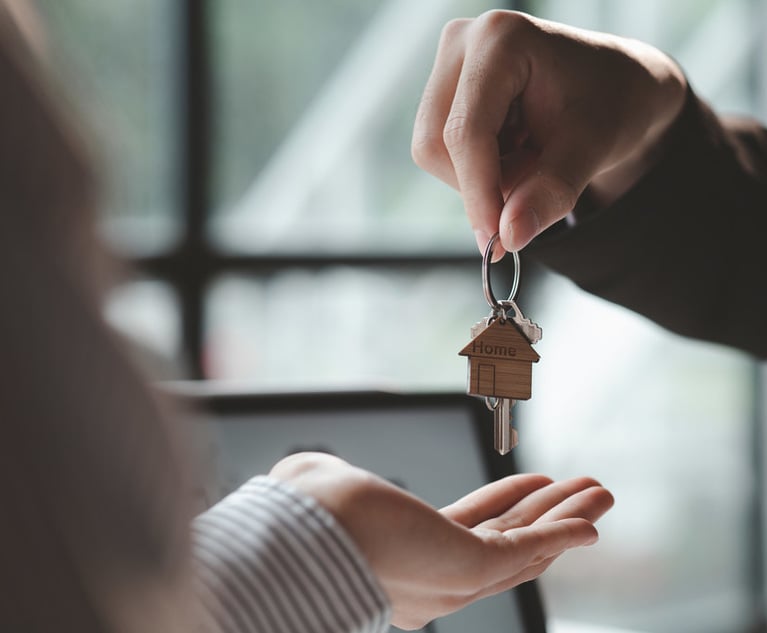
500, 153, 590, 252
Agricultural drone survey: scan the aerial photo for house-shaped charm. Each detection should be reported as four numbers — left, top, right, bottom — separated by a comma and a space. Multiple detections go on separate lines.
459, 319, 540, 400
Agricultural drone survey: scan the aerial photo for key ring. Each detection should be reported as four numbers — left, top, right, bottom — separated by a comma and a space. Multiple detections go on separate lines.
482, 232, 520, 315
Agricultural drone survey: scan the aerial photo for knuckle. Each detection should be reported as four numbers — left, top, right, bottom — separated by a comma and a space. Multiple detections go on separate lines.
270, 450, 336, 479
439, 17, 471, 44
473, 9, 533, 39
411, 127, 445, 171
549, 175, 580, 216
442, 107, 471, 151
529, 170, 582, 225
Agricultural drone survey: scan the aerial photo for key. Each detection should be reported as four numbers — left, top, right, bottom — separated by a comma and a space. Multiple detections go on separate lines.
470, 316, 490, 338
472, 315, 515, 453
474, 301, 543, 345
505, 299, 543, 344
463, 314, 537, 454
492, 398, 519, 455
461, 231, 541, 455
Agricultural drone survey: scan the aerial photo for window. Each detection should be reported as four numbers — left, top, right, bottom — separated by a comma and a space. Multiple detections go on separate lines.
516, 2, 766, 632
38, 0, 501, 386
36, 1, 767, 632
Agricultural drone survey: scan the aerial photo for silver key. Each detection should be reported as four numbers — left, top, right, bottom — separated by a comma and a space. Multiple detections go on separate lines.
473, 303, 542, 345
493, 398, 519, 455
470, 316, 491, 338
472, 312, 527, 454
505, 299, 543, 345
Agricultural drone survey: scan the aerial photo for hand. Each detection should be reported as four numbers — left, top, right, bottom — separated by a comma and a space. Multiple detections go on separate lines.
269, 452, 613, 630
412, 10, 686, 254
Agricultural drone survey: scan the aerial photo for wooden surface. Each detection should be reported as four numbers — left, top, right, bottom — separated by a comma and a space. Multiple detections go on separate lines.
466, 357, 533, 399
460, 319, 539, 400
460, 319, 540, 362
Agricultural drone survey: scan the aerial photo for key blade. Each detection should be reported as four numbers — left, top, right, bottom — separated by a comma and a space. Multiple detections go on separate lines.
493, 398, 512, 455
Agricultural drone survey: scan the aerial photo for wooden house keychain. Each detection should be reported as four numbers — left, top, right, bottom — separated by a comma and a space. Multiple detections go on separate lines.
459, 233, 542, 455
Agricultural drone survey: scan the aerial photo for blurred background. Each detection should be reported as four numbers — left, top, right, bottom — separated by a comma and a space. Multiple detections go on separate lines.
34, 1, 767, 632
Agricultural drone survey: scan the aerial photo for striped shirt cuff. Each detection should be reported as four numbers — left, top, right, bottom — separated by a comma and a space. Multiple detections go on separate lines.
191, 476, 391, 633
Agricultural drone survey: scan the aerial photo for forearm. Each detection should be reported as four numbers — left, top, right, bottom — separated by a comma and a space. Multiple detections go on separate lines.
528, 87, 767, 358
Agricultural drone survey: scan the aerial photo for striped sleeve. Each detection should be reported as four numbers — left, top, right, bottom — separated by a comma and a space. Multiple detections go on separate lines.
191, 476, 391, 633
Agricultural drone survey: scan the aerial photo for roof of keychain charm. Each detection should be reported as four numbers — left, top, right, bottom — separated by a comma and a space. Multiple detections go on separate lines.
459, 233, 541, 401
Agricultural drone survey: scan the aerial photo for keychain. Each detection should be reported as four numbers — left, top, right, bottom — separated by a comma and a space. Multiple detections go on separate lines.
459, 233, 542, 455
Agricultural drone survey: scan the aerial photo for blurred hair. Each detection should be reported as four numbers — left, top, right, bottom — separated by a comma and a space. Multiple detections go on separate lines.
0, 0, 115, 302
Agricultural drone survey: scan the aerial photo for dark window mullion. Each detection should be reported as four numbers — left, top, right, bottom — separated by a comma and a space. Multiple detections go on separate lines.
170, 0, 525, 379
178, 0, 212, 378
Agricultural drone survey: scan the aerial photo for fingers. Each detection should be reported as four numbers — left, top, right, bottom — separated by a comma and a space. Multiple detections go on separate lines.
413, 11, 534, 255
499, 144, 592, 251
534, 484, 614, 525
389, 516, 597, 629
475, 516, 598, 589
443, 475, 613, 533
475, 476, 609, 532
480, 551, 564, 599
500, 169, 580, 251
441, 473, 553, 527
444, 15, 532, 254
270, 453, 611, 630
412, 18, 469, 190
414, 11, 658, 253
508, 517, 599, 564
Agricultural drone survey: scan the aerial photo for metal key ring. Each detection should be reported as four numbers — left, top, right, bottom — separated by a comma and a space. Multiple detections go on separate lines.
482, 232, 520, 312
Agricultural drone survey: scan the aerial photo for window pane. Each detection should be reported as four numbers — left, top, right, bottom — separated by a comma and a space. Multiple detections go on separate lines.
205, 268, 485, 387
529, 0, 762, 115
36, 0, 179, 254
488, 3, 763, 631
209, 0, 497, 255
104, 280, 183, 380
518, 271, 756, 633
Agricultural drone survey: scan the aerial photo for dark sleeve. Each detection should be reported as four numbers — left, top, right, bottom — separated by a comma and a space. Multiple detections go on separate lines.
527, 87, 767, 359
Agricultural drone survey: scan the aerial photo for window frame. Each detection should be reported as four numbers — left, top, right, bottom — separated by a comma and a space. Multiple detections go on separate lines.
131, 2, 767, 631
137, 0, 523, 379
